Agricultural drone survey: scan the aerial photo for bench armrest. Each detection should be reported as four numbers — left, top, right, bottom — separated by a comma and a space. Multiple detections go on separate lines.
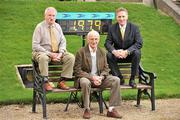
139, 64, 157, 86
32, 60, 45, 93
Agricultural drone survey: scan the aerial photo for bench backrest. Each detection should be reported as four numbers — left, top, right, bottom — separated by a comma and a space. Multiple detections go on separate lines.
118, 63, 139, 80
47, 63, 138, 82
33, 60, 138, 83
48, 63, 63, 82
33, 61, 65, 82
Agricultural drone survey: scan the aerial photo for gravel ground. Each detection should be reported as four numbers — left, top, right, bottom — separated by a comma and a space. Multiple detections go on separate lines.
0, 99, 180, 120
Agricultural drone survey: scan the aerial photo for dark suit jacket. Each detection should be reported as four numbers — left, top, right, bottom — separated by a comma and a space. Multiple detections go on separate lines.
74, 45, 110, 88
104, 22, 143, 54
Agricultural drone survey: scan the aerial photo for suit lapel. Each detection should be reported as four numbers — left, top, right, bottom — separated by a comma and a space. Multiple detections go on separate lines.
124, 22, 130, 41
115, 23, 124, 48
96, 48, 100, 73
84, 46, 92, 72
115, 23, 121, 40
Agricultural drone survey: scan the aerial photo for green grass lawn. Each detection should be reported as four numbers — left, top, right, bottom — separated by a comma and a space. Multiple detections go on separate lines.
0, 0, 180, 104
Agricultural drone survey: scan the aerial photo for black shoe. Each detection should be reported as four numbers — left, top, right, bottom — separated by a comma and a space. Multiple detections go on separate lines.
129, 79, 137, 88
120, 78, 125, 85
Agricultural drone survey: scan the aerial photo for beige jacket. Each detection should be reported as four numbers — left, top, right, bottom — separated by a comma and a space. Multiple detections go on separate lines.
32, 20, 66, 56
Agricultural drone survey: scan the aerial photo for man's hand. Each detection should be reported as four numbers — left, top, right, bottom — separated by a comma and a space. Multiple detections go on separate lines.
56, 53, 63, 61
119, 50, 128, 59
112, 49, 128, 59
50, 53, 63, 62
92, 76, 103, 86
112, 50, 121, 58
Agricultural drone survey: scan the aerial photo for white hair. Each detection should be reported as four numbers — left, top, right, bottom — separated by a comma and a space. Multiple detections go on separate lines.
87, 30, 100, 39
44, 7, 57, 15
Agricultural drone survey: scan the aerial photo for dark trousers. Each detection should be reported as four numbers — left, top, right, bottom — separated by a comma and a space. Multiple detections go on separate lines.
107, 50, 141, 80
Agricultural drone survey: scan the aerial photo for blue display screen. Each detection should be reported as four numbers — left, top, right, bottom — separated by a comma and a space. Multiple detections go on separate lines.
56, 12, 114, 35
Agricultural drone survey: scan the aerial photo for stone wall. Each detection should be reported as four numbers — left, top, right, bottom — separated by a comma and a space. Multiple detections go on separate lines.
155, 0, 180, 24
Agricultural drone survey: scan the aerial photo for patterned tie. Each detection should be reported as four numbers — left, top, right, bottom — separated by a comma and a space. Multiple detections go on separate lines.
49, 26, 58, 52
120, 26, 125, 40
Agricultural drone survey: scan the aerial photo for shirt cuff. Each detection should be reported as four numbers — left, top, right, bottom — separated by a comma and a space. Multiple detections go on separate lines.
59, 49, 65, 54
127, 50, 131, 55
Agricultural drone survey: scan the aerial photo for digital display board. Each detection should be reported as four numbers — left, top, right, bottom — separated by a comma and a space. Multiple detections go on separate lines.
56, 12, 115, 35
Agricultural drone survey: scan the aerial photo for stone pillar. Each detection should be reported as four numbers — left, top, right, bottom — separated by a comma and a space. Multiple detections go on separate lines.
156, 0, 180, 24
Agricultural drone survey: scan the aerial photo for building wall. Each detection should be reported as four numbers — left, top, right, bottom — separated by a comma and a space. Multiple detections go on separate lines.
155, 0, 180, 24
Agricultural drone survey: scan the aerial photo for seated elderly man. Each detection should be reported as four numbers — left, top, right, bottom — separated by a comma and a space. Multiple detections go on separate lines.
74, 30, 123, 119
32, 7, 75, 91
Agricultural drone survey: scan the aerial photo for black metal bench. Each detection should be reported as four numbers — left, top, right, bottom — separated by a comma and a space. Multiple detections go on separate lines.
98, 63, 157, 114
115, 63, 157, 110
32, 60, 156, 119
32, 60, 109, 119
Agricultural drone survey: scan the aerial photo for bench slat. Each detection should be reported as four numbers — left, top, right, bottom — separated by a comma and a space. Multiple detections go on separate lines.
49, 67, 63, 71
50, 83, 151, 93
121, 84, 151, 89
48, 73, 61, 77
52, 88, 79, 93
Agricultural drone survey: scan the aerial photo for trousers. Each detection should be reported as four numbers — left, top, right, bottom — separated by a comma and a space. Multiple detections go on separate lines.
79, 75, 121, 110
107, 50, 141, 79
32, 51, 75, 78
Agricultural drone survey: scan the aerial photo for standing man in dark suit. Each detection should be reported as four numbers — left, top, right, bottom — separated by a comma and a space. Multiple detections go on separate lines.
104, 7, 143, 88
74, 30, 122, 119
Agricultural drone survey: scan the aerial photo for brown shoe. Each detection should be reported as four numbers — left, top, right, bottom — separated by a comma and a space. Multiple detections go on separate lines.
107, 108, 122, 118
57, 81, 70, 90
83, 109, 91, 119
44, 82, 53, 91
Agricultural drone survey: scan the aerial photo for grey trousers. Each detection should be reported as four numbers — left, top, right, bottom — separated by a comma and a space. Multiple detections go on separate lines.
32, 51, 75, 78
79, 75, 121, 110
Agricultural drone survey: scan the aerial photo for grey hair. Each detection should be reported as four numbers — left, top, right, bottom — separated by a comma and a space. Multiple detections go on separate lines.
44, 7, 57, 15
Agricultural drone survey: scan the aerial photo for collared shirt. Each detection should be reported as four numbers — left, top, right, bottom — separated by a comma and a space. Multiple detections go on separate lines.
89, 45, 97, 75
88, 45, 97, 57
32, 20, 66, 56
119, 24, 127, 40
119, 23, 127, 31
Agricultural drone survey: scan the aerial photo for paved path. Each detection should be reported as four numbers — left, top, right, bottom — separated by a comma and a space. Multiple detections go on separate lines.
0, 99, 180, 120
